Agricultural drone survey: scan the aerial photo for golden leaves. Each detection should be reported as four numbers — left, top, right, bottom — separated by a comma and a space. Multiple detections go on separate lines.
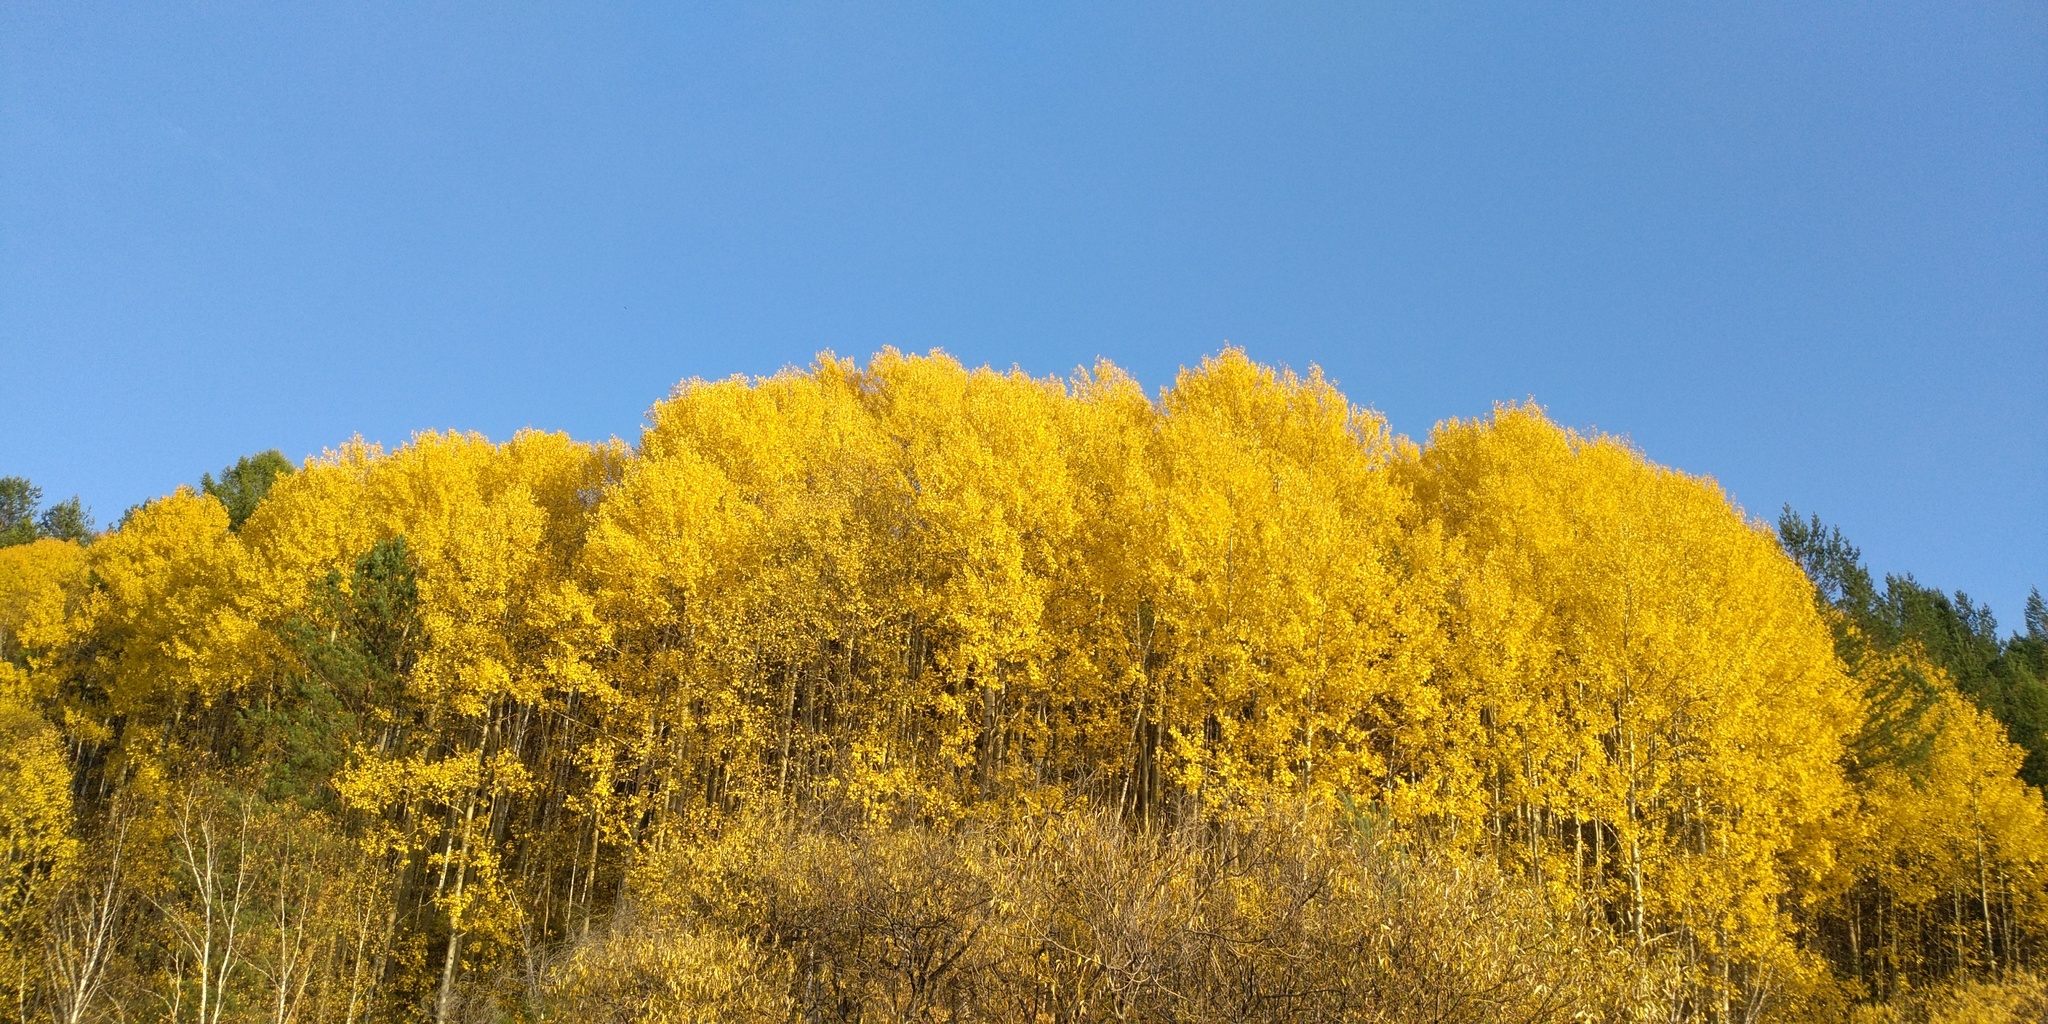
11, 349, 2045, 1016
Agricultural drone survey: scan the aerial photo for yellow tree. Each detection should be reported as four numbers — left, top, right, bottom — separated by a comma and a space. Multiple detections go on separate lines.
237, 429, 616, 1019
1143, 350, 1450, 822
579, 351, 1103, 826
1402, 403, 1858, 1014
0, 540, 83, 1019
1823, 641, 2048, 994
18, 492, 259, 771
577, 357, 888, 832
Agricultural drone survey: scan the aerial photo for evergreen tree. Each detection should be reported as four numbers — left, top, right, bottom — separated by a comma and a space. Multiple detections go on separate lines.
34, 497, 93, 543
0, 478, 93, 547
0, 478, 39, 547
200, 449, 295, 530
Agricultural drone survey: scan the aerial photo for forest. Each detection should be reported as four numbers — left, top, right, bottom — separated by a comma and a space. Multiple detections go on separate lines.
0, 349, 2044, 1024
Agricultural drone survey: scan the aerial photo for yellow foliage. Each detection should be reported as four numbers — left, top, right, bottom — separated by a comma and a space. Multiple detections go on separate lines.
1403, 403, 1861, 997
1831, 644, 2048, 987
1146, 352, 1449, 815
1849, 972, 2048, 1024
5, 350, 2043, 1021
23, 491, 257, 720
0, 688, 78, 1014
0, 538, 85, 667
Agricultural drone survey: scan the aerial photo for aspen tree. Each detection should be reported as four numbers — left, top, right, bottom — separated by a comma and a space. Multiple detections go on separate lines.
1403, 404, 1859, 1008
1146, 350, 1448, 819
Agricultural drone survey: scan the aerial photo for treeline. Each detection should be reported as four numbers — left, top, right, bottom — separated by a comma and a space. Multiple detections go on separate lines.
0, 349, 2044, 1023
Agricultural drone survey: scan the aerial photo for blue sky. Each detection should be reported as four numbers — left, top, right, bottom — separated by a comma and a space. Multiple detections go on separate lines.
3, 3, 2043, 626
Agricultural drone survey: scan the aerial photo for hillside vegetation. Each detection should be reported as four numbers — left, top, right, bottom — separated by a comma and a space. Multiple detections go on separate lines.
1, 349, 2044, 1023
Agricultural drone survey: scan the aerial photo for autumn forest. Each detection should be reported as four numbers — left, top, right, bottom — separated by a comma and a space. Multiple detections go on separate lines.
1, 349, 2044, 1023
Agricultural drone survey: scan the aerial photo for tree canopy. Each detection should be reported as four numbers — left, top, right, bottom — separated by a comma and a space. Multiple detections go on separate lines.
0, 350, 2042, 1023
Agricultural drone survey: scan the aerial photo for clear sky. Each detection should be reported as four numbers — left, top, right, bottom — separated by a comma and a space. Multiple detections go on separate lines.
3, 4, 2043, 627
